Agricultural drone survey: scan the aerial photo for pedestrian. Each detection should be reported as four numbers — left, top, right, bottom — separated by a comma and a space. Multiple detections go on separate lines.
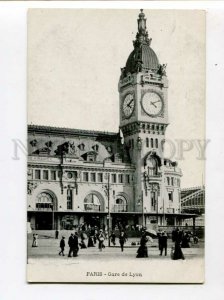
181, 232, 190, 248
119, 231, 126, 252
136, 229, 149, 258
172, 228, 185, 260
59, 236, 65, 256
193, 234, 199, 244
55, 230, 59, 239
98, 229, 105, 251
87, 234, 94, 247
160, 231, 168, 256
32, 233, 38, 247
157, 230, 162, 253
110, 231, 116, 246
68, 233, 74, 257
93, 226, 98, 244
172, 228, 178, 242
73, 232, 79, 257
80, 231, 87, 248
88, 227, 95, 247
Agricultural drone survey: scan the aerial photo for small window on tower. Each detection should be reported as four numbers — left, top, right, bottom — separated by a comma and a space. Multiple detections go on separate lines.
146, 138, 149, 148
155, 139, 158, 148
151, 138, 154, 148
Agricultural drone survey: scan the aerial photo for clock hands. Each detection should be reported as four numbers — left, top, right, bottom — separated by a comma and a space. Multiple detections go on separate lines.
127, 98, 134, 108
150, 101, 157, 108
150, 100, 161, 108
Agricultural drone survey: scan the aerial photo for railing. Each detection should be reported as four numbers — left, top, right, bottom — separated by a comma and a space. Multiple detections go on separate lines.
167, 208, 175, 213
113, 204, 128, 213
84, 204, 101, 212
36, 207, 54, 212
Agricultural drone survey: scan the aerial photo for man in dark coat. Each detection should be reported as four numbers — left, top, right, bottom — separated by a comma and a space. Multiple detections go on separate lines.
73, 232, 79, 257
59, 236, 65, 256
119, 231, 126, 252
157, 230, 162, 253
160, 231, 168, 256
110, 231, 116, 246
68, 233, 74, 257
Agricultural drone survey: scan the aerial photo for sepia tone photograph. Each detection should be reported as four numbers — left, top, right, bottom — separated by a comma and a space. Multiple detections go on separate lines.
27, 9, 205, 283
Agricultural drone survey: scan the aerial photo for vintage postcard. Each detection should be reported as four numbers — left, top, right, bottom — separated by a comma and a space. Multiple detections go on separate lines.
27, 9, 205, 283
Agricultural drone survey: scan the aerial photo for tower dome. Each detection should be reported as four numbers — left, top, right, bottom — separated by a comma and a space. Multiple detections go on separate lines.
125, 45, 159, 74
121, 10, 161, 78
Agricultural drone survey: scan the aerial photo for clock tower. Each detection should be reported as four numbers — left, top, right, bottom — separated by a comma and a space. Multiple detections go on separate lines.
119, 10, 169, 222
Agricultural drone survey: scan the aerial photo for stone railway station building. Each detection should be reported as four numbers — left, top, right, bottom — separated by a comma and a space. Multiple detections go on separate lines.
27, 10, 192, 231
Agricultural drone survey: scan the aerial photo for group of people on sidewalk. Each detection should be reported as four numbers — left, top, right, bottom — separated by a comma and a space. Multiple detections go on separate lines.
32, 226, 195, 260
58, 229, 128, 256
136, 227, 190, 259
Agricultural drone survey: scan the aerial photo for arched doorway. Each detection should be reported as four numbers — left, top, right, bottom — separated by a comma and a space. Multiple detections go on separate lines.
35, 191, 57, 230
84, 193, 102, 212
112, 194, 129, 230
83, 192, 105, 228
114, 195, 127, 212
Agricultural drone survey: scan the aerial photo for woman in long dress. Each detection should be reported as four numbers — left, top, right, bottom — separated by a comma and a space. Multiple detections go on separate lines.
172, 229, 185, 260
136, 232, 149, 258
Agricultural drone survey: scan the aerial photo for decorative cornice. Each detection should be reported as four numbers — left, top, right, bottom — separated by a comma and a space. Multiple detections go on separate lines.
120, 121, 167, 137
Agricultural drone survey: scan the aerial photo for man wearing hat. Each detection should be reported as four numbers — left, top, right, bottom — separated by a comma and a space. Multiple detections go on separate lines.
68, 233, 74, 257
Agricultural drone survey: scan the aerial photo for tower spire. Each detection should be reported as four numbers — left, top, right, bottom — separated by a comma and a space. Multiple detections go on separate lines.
138, 9, 147, 34
134, 9, 151, 48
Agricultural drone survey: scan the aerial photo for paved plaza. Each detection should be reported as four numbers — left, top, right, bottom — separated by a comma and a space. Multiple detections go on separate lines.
28, 234, 204, 264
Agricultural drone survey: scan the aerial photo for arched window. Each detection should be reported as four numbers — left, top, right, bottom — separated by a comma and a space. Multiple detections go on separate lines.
84, 194, 101, 212
147, 157, 158, 176
167, 177, 170, 185
151, 138, 154, 148
36, 192, 55, 211
155, 138, 158, 148
115, 196, 127, 212
146, 137, 149, 148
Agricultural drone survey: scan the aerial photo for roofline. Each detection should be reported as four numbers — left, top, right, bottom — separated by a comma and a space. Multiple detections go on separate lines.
181, 186, 205, 191
28, 124, 119, 138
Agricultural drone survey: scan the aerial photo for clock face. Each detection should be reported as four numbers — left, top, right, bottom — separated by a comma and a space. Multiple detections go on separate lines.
141, 92, 164, 117
122, 93, 135, 118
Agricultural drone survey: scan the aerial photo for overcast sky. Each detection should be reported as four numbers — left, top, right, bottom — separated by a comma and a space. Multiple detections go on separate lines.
28, 9, 205, 188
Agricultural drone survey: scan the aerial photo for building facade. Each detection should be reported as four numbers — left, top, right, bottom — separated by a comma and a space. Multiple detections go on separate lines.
27, 10, 185, 230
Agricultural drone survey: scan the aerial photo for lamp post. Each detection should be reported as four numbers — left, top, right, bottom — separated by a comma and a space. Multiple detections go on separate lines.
103, 173, 111, 247
162, 197, 165, 226
51, 203, 54, 230
138, 193, 146, 228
